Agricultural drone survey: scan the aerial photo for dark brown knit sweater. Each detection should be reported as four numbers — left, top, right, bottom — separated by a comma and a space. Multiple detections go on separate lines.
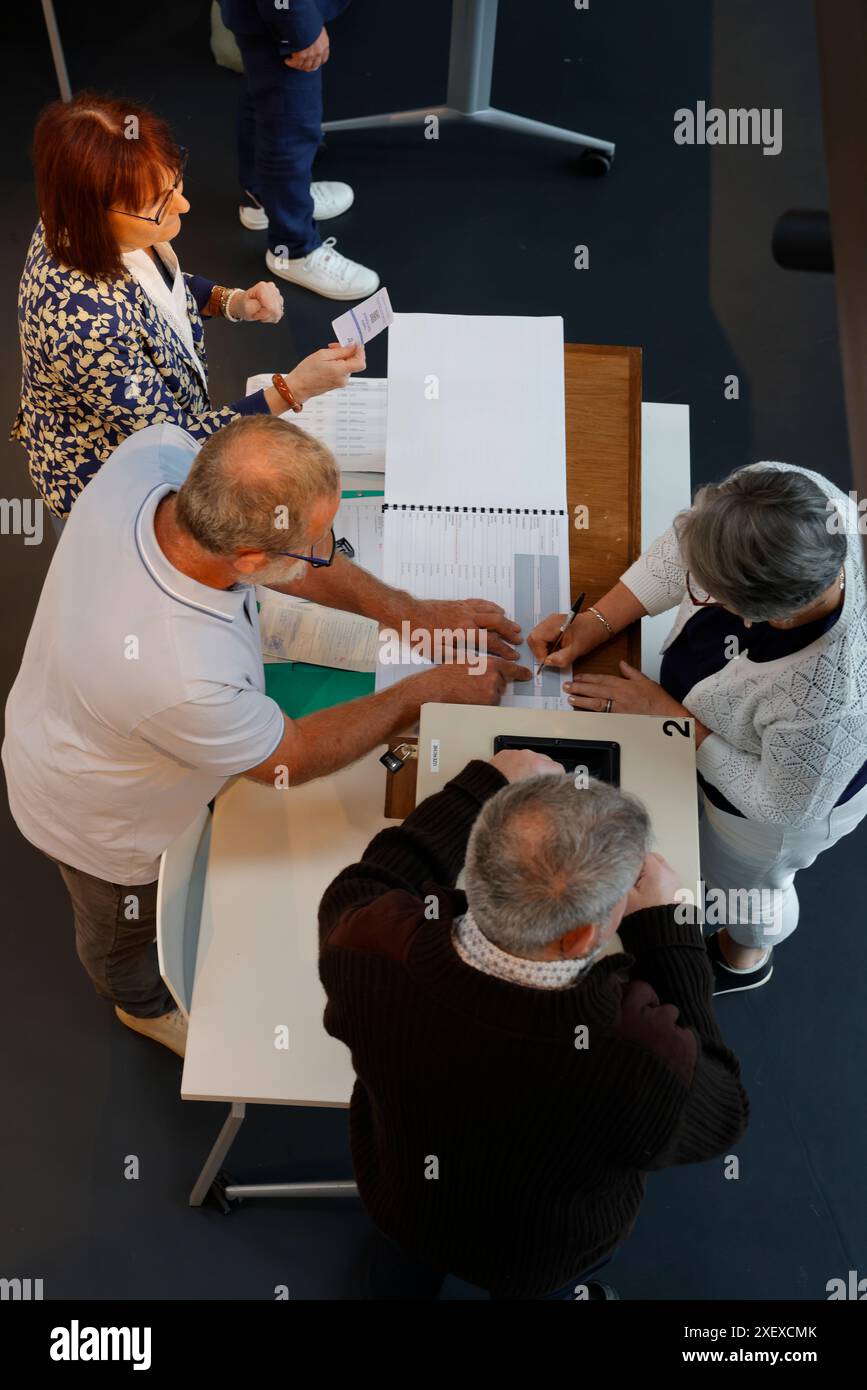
318, 760, 749, 1298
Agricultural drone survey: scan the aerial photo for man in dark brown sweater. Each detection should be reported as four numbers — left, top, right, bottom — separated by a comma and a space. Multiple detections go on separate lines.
318, 749, 749, 1300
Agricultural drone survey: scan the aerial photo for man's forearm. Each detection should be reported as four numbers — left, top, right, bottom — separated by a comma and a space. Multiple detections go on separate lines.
318, 758, 507, 945
268, 553, 411, 627
244, 671, 429, 786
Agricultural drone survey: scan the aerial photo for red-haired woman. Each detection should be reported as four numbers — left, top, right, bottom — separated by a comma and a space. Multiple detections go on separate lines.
12, 92, 363, 521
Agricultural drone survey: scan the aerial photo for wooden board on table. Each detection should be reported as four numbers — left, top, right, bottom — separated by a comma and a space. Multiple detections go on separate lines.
564, 344, 642, 675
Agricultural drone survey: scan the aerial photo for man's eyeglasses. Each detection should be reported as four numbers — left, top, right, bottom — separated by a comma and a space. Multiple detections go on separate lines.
276, 528, 348, 569
685, 571, 717, 607
108, 147, 188, 226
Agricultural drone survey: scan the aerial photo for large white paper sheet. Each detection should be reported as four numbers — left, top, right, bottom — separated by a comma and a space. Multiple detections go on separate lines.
333, 496, 384, 580
384, 314, 567, 511
246, 375, 387, 473
375, 507, 572, 710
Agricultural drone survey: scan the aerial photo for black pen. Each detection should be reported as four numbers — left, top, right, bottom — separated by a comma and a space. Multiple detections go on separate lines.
535, 592, 586, 678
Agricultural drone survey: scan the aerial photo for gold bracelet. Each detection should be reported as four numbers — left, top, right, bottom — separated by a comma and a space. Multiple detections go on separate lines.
588, 605, 615, 637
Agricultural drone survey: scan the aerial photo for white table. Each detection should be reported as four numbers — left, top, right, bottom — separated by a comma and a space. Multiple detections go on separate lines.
170, 405, 691, 1208
179, 750, 391, 1206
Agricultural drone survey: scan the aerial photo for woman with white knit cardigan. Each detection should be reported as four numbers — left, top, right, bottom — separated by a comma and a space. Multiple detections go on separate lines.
528, 462, 867, 996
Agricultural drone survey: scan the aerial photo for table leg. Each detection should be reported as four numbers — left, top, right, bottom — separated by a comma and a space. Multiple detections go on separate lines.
189, 1101, 246, 1207
322, 0, 615, 163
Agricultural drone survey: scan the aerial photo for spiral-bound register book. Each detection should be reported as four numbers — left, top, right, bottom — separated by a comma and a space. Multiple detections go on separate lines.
377, 313, 571, 708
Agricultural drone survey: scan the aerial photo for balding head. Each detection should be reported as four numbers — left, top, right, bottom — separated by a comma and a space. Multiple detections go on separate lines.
464, 774, 650, 955
175, 415, 340, 558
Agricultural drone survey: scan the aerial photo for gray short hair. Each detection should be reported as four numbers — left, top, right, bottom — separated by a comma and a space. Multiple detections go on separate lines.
176, 415, 340, 557
675, 464, 847, 621
464, 774, 650, 953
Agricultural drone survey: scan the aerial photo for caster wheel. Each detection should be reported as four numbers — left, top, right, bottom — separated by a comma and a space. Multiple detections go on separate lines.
578, 149, 614, 176
209, 1170, 242, 1215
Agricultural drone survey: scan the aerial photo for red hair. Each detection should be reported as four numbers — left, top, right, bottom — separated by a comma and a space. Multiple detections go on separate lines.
32, 91, 183, 281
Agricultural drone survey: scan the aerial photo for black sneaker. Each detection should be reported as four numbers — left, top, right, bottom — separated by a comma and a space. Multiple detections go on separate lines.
707, 932, 773, 995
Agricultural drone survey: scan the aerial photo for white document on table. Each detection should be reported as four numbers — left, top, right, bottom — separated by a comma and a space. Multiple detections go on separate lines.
384, 314, 567, 511
377, 313, 570, 708
334, 495, 384, 581
245, 375, 387, 473
257, 588, 379, 673
376, 507, 572, 709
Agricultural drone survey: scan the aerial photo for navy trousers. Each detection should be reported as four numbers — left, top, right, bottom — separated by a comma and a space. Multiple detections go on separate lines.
233, 31, 323, 257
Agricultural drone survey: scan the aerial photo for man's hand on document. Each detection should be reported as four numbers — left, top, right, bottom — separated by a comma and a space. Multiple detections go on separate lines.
415, 657, 532, 708
406, 598, 523, 662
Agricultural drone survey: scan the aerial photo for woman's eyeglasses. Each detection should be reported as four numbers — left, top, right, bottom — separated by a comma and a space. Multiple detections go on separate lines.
108, 147, 188, 226
685, 571, 717, 607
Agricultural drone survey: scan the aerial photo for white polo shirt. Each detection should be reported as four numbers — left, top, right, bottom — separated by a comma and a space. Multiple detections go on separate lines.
2, 423, 285, 884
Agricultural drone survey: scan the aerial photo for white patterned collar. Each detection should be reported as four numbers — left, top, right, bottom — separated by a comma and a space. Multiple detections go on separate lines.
451, 909, 592, 990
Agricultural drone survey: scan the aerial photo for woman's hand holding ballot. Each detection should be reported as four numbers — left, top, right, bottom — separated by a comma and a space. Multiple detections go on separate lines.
281, 343, 367, 404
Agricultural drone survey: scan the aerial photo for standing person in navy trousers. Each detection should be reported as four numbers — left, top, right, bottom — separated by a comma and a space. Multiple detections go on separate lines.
220, 0, 380, 300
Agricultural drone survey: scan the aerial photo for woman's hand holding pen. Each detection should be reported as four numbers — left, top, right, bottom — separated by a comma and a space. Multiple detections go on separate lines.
527, 609, 609, 672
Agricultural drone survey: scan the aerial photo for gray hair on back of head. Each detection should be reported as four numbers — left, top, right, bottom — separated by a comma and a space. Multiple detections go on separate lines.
175, 414, 340, 557
464, 774, 650, 954
674, 464, 847, 621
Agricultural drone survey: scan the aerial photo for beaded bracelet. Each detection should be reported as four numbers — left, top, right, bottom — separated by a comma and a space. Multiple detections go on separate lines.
221, 287, 244, 322
205, 285, 244, 320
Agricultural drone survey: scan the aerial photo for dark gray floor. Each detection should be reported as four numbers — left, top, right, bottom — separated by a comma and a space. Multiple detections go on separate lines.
1, 0, 863, 1300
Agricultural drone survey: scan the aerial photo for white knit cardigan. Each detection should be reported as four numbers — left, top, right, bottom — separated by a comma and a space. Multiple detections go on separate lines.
619, 462, 867, 827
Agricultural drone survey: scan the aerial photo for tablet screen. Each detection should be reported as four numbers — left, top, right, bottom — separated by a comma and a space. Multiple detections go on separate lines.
492, 735, 620, 786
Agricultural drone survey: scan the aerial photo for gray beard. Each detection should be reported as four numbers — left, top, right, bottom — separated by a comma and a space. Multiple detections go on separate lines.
251, 556, 308, 587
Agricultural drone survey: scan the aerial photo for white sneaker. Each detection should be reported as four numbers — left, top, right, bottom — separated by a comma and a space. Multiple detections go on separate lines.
311, 181, 354, 219
239, 182, 355, 231
265, 237, 379, 300
115, 1004, 188, 1058
239, 193, 268, 230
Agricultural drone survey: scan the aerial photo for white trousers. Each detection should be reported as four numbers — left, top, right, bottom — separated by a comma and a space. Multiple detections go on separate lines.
698, 780, 867, 948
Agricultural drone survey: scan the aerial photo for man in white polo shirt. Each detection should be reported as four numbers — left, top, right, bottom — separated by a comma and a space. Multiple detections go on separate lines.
2, 415, 528, 1056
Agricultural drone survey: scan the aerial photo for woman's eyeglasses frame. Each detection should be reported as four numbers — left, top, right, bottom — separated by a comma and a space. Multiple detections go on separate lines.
685, 571, 717, 607
107, 147, 189, 226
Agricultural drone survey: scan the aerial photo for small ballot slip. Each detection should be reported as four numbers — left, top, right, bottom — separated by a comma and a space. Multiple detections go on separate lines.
332, 288, 394, 347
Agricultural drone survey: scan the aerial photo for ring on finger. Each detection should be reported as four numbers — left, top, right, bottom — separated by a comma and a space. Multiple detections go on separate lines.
603, 697, 613, 713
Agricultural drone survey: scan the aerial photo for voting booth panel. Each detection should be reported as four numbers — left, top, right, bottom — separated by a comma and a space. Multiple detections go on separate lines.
639, 403, 691, 682
156, 807, 212, 1018
416, 704, 702, 901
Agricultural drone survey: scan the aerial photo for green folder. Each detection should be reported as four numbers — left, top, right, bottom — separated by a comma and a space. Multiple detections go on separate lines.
262, 485, 382, 716
264, 661, 374, 718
